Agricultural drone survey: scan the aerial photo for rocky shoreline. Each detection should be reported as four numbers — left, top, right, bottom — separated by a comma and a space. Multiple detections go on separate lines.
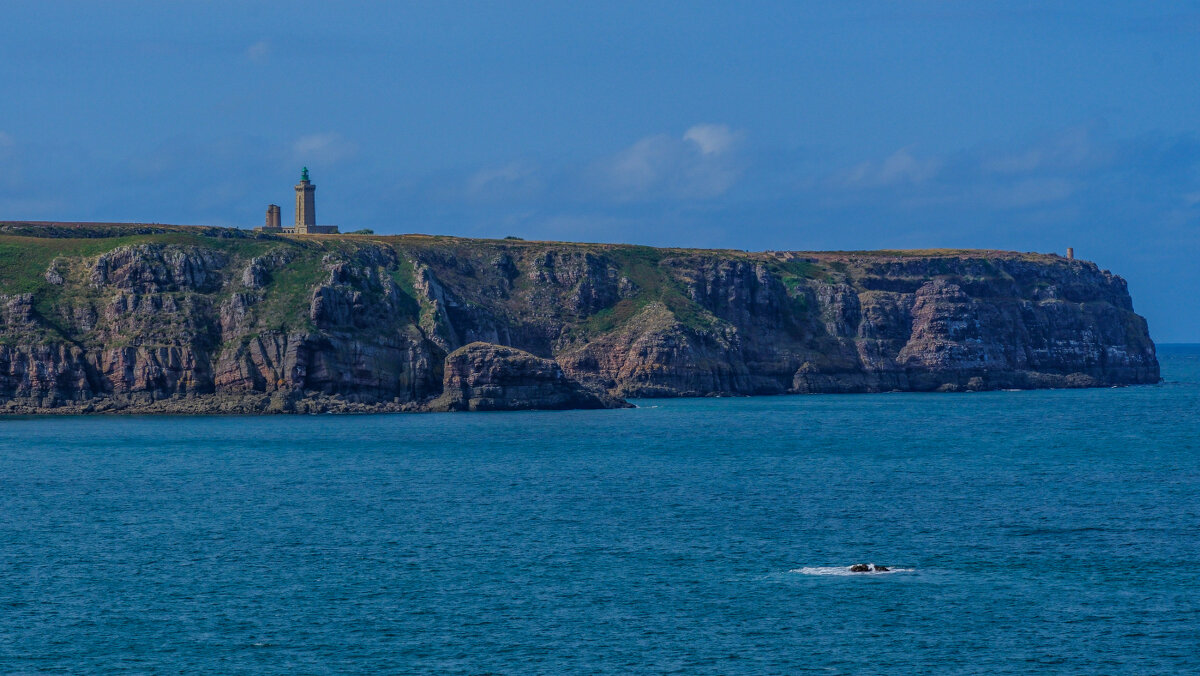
0, 382, 1160, 416
0, 392, 421, 416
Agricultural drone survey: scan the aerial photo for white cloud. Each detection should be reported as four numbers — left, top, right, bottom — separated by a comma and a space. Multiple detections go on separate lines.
465, 161, 543, 200
606, 135, 675, 192
981, 177, 1077, 209
982, 125, 1110, 175
838, 147, 940, 188
684, 124, 739, 155
589, 124, 744, 201
824, 133, 1100, 211
292, 132, 358, 165
246, 40, 271, 62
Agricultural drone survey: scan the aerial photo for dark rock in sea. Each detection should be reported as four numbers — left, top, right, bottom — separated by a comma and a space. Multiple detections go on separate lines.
849, 563, 889, 572
429, 342, 629, 412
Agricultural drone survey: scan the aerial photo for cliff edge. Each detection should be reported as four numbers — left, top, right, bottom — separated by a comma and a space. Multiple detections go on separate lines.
0, 222, 1159, 413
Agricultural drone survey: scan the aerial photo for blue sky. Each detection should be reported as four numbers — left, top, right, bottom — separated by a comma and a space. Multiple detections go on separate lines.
2, 2, 1199, 339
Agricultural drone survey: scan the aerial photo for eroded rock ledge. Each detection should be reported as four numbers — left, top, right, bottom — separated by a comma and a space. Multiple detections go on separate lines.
429, 342, 629, 412
0, 224, 1160, 414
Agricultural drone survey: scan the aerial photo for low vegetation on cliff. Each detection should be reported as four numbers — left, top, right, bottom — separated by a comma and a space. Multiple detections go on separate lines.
0, 221, 1159, 413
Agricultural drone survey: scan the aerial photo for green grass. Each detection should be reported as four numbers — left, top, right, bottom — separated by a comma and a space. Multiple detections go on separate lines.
253, 252, 324, 333
661, 291, 716, 331
585, 297, 651, 333
0, 234, 230, 341
0, 232, 328, 339
389, 254, 418, 298
772, 260, 823, 299
772, 259, 821, 280
0, 234, 191, 292
578, 246, 720, 334
383, 255, 422, 322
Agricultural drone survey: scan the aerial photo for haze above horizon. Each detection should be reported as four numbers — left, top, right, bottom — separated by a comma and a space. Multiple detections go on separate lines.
1, 1, 1198, 339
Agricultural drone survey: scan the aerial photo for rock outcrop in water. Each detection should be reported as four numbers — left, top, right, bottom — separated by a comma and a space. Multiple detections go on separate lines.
430, 342, 628, 412
0, 222, 1159, 413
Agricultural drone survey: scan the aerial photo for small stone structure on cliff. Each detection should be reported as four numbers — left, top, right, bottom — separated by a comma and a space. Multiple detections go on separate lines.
264, 204, 281, 229
255, 167, 339, 234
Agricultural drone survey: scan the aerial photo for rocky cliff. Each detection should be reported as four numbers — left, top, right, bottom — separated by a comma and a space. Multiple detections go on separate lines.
0, 222, 1159, 413
429, 342, 629, 412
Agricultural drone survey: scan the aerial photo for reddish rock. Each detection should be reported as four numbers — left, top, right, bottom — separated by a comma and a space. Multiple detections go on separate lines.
430, 342, 629, 411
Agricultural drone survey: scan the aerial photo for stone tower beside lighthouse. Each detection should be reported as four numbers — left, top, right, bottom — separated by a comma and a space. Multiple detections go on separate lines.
264, 204, 281, 229
256, 167, 339, 234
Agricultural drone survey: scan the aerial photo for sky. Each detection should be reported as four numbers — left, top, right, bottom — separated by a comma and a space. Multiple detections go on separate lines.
1, 1, 1199, 339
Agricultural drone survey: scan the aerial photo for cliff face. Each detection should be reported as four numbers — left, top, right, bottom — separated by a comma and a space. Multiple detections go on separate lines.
429, 342, 629, 412
0, 222, 1159, 413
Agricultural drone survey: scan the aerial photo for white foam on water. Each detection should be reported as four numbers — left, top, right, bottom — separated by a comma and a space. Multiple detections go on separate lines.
790, 565, 912, 576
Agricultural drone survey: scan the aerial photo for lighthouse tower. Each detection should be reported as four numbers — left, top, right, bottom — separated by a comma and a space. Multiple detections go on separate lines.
294, 166, 316, 233
255, 167, 338, 234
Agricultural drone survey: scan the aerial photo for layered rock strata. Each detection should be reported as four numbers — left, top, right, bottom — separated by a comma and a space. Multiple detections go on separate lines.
430, 342, 628, 412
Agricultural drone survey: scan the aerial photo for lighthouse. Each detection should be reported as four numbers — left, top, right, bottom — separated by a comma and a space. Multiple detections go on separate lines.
255, 168, 339, 234
294, 166, 316, 233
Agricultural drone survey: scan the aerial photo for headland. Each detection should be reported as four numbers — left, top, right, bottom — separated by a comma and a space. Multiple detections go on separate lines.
0, 221, 1159, 413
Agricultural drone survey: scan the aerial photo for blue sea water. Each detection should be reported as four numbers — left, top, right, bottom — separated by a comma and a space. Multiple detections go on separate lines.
2, 349, 1199, 674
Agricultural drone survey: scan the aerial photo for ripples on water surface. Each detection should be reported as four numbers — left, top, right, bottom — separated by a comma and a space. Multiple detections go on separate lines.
3, 346, 1200, 673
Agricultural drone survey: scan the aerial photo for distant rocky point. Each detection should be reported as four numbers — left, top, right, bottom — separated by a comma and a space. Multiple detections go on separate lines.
0, 222, 1159, 414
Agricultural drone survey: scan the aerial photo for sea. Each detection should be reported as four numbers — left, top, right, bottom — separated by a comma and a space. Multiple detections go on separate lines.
2, 346, 1199, 674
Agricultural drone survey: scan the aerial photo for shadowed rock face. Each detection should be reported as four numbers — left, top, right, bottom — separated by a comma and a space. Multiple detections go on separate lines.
430, 342, 629, 412
0, 224, 1160, 413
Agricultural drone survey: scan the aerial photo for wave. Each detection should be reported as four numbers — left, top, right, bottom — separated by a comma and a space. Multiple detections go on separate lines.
790, 565, 912, 576
1011, 526, 1108, 536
